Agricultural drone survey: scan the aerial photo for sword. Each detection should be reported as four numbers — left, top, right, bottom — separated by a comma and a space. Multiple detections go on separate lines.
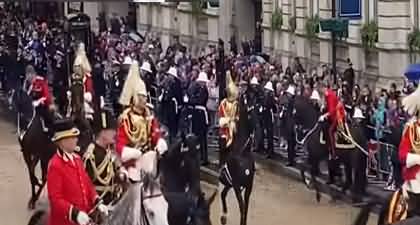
338, 130, 369, 156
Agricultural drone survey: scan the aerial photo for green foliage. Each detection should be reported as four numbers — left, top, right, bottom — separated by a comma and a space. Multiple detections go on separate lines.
271, 8, 283, 31
408, 28, 420, 53
305, 14, 320, 41
289, 16, 296, 32
360, 20, 378, 49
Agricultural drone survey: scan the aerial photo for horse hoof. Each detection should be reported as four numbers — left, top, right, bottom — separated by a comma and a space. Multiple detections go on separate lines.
28, 200, 35, 210
220, 215, 227, 225
316, 193, 321, 203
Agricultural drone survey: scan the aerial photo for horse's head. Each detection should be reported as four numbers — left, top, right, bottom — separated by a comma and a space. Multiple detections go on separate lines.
141, 173, 169, 225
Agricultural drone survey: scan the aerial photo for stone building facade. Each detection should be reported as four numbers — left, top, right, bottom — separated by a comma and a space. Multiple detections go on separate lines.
135, 0, 419, 89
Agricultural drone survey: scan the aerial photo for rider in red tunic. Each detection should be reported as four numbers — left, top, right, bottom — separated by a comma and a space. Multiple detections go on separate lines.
116, 61, 167, 182
320, 86, 346, 159
29, 75, 54, 133
399, 85, 420, 217
47, 119, 108, 225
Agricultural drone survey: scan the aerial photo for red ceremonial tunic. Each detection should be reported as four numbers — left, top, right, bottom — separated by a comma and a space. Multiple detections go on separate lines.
116, 107, 161, 165
325, 88, 339, 123
399, 122, 420, 182
31, 76, 52, 107
84, 73, 94, 99
47, 151, 98, 225
218, 98, 239, 147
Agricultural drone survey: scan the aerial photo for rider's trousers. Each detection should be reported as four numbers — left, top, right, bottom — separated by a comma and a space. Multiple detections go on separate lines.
327, 119, 337, 159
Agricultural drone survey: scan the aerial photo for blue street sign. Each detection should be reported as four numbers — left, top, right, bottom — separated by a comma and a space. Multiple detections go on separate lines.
338, 0, 361, 19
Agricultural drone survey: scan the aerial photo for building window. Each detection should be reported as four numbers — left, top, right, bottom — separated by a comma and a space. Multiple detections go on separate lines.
207, 0, 219, 8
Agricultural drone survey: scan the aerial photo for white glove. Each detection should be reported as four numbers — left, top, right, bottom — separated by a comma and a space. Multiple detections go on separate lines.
406, 153, 420, 168
183, 95, 189, 103
219, 117, 229, 127
84, 92, 92, 103
66, 91, 72, 98
156, 138, 168, 155
76, 211, 91, 225
98, 204, 109, 216
100, 96, 105, 109
158, 93, 163, 102
318, 115, 326, 122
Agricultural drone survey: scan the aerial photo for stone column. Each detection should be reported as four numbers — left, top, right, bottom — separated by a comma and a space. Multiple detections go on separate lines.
262, 0, 273, 53
83, 2, 99, 34
295, 0, 309, 62
218, 0, 233, 48
318, 0, 332, 65
377, 0, 410, 87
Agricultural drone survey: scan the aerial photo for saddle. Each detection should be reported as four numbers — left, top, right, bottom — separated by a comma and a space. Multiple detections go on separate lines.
320, 122, 355, 149
386, 189, 408, 224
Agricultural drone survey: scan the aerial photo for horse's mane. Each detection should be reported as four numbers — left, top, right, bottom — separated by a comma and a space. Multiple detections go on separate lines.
231, 97, 253, 154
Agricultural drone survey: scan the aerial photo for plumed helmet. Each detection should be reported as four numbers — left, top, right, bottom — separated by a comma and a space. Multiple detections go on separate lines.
402, 85, 420, 117
73, 42, 91, 74
226, 71, 238, 101
119, 60, 148, 106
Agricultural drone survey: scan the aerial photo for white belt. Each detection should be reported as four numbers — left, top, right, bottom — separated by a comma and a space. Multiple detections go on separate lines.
172, 97, 178, 114
195, 105, 209, 125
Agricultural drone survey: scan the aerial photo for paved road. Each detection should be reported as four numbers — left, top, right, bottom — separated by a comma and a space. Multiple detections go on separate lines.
0, 113, 32, 225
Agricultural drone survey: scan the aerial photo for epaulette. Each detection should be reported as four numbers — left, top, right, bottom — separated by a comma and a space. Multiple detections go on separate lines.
118, 107, 131, 123
402, 118, 416, 135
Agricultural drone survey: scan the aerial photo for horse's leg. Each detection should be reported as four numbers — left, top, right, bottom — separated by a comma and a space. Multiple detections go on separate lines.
342, 154, 353, 194
22, 150, 38, 209
233, 186, 246, 225
243, 178, 254, 225
310, 159, 322, 203
220, 185, 230, 225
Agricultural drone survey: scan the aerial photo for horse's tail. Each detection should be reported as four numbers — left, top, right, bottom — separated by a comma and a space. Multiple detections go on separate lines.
352, 203, 374, 225
27, 210, 47, 225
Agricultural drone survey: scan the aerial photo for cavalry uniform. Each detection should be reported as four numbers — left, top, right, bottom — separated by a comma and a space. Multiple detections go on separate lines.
218, 72, 239, 166
261, 81, 276, 157
29, 75, 53, 133
47, 119, 107, 225
160, 67, 182, 143
83, 110, 121, 205
399, 84, 420, 217
117, 60, 167, 182
72, 43, 95, 121
323, 88, 346, 159
188, 72, 209, 164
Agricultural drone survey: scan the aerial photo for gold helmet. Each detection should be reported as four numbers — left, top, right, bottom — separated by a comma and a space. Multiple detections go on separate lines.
73, 43, 91, 75
226, 71, 238, 101
119, 60, 148, 107
402, 85, 420, 118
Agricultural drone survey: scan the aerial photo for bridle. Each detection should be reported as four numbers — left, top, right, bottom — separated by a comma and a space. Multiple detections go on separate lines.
140, 183, 164, 225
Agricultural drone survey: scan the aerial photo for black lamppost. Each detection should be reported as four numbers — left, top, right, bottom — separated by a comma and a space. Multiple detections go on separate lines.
331, 0, 337, 85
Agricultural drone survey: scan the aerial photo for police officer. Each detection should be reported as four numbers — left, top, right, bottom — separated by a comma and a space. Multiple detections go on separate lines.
246, 76, 264, 151
187, 71, 209, 165
83, 109, 122, 205
160, 66, 182, 144
261, 81, 277, 158
284, 84, 296, 166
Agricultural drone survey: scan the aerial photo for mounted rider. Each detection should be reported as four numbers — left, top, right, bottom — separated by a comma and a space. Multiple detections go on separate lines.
28, 72, 53, 135
399, 84, 420, 217
218, 71, 239, 166
116, 60, 168, 182
319, 84, 346, 160
47, 118, 108, 225
71, 43, 95, 122
83, 109, 123, 205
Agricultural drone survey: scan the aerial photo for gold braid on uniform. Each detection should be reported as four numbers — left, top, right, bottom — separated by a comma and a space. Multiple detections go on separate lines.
408, 122, 420, 154
120, 107, 151, 150
83, 144, 115, 198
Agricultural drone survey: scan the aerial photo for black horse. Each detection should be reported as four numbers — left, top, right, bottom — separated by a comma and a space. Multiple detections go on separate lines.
160, 133, 216, 225
295, 97, 368, 203
18, 108, 56, 209
219, 96, 256, 225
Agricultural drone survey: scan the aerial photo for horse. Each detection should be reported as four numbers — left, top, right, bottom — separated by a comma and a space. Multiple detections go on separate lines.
18, 107, 56, 209
160, 133, 217, 225
219, 96, 256, 225
296, 96, 368, 203
26, 173, 170, 225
